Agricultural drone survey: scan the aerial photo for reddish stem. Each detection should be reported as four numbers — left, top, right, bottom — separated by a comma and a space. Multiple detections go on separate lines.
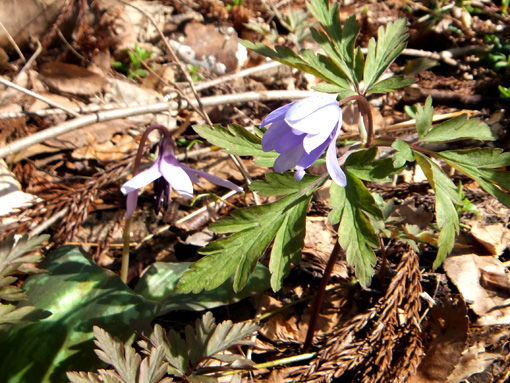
338, 95, 374, 147
303, 241, 342, 351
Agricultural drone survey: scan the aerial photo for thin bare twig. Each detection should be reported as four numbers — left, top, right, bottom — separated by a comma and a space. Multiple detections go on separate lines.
0, 90, 315, 159
0, 77, 80, 118
0, 20, 25, 61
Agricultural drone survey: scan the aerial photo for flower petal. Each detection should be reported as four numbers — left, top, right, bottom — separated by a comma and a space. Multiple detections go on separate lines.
296, 136, 332, 170
273, 144, 305, 173
125, 190, 139, 219
294, 166, 306, 181
184, 166, 243, 192
261, 118, 293, 152
287, 103, 341, 134
285, 94, 338, 124
120, 163, 162, 195
159, 159, 194, 198
260, 102, 294, 128
274, 130, 304, 153
326, 128, 346, 187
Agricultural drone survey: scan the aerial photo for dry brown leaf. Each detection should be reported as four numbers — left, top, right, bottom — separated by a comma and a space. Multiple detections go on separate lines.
446, 344, 500, 383
72, 133, 138, 162
444, 254, 510, 325
396, 198, 434, 229
27, 92, 83, 113
409, 296, 468, 383
39, 62, 107, 96
470, 221, 510, 256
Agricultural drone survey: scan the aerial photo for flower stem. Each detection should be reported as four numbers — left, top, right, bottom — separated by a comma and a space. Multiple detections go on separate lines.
303, 240, 342, 351
120, 217, 131, 283
338, 95, 374, 147
120, 124, 171, 283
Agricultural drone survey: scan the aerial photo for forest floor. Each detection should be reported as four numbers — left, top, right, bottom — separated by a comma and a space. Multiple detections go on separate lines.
1, 0, 510, 382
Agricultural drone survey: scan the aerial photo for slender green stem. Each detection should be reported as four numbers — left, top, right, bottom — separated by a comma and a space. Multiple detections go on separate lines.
120, 217, 131, 283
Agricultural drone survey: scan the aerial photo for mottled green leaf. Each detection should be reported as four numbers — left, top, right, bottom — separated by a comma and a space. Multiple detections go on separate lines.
421, 114, 496, 143
0, 246, 155, 383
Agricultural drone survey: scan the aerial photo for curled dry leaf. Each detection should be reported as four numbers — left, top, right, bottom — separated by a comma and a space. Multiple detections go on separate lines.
444, 254, 510, 325
470, 221, 510, 256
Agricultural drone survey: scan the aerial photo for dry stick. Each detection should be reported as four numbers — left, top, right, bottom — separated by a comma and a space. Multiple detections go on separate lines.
0, 89, 314, 159
0, 21, 25, 61
116, 0, 259, 204
0, 77, 80, 118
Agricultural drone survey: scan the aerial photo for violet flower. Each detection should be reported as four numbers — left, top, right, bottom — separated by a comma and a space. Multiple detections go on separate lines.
121, 138, 242, 218
260, 93, 346, 186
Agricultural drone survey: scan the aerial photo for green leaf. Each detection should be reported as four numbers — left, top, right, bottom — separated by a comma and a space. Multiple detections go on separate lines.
134, 262, 270, 315
193, 124, 277, 166
414, 152, 460, 268
250, 172, 320, 196
329, 172, 382, 286
406, 96, 433, 138
421, 114, 496, 143
366, 76, 414, 94
392, 139, 414, 168
438, 149, 510, 207
312, 83, 357, 98
177, 182, 318, 293
344, 147, 404, 181
0, 246, 155, 383
363, 19, 408, 91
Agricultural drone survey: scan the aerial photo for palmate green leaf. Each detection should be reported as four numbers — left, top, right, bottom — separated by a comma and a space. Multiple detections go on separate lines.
421, 114, 496, 143
344, 147, 404, 181
177, 174, 322, 293
392, 139, 414, 168
177, 193, 313, 293
307, 0, 359, 84
193, 124, 276, 166
414, 152, 461, 268
240, 40, 354, 94
366, 76, 415, 95
438, 148, 510, 207
329, 172, 382, 287
363, 19, 408, 92
405, 96, 433, 139
0, 246, 155, 383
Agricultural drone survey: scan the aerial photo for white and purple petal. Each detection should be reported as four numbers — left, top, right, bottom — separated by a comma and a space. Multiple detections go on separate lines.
159, 158, 194, 198
185, 166, 243, 192
273, 144, 305, 173
125, 190, 139, 219
285, 93, 338, 125
325, 126, 346, 186
260, 102, 294, 128
261, 118, 293, 152
121, 163, 162, 195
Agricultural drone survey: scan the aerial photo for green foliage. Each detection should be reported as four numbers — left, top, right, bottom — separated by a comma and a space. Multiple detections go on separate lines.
135, 262, 270, 315
177, 173, 324, 293
329, 172, 383, 286
499, 85, 510, 98
241, 0, 411, 97
0, 246, 155, 383
414, 152, 461, 269
68, 312, 257, 382
344, 147, 404, 181
187, 64, 202, 82
148, 312, 258, 380
67, 327, 169, 383
485, 34, 510, 72
0, 233, 50, 328
193, 124, 277, 166
113, 44, 153, 79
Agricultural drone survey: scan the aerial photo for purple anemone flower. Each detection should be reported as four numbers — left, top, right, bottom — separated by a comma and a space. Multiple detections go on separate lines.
260, 93, 346, 186
121, 138, 243, 218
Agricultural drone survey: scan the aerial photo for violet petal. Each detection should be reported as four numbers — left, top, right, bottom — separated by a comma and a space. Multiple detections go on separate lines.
159, 159, 194, 198
260, 102, 294, 128
125, 190, 139, 219
273, 144, 305, 173
261, 118, 292, 152
287, 103, 340, 134
285, 94, 338, 125
326, 127, 346, 186
274, 130, 304, 153
185, 166, 243, 192
121, 163, 162, 195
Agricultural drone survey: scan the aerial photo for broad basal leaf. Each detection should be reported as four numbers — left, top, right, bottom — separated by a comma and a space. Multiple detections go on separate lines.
363, 19, 408, 92
329, 172, 383, 287
177, 174, 322, 293
135, 262, 270, 315
366, 76, 414, 95
438, 148, 510, 207
414, 152, 461, 268
421, 114, 496, 143
0, 246, 155, 383
193, 124, 276, 166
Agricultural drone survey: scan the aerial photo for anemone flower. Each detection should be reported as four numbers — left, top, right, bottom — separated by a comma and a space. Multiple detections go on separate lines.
260, 93, 346, 186
121, 138, 242, 218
